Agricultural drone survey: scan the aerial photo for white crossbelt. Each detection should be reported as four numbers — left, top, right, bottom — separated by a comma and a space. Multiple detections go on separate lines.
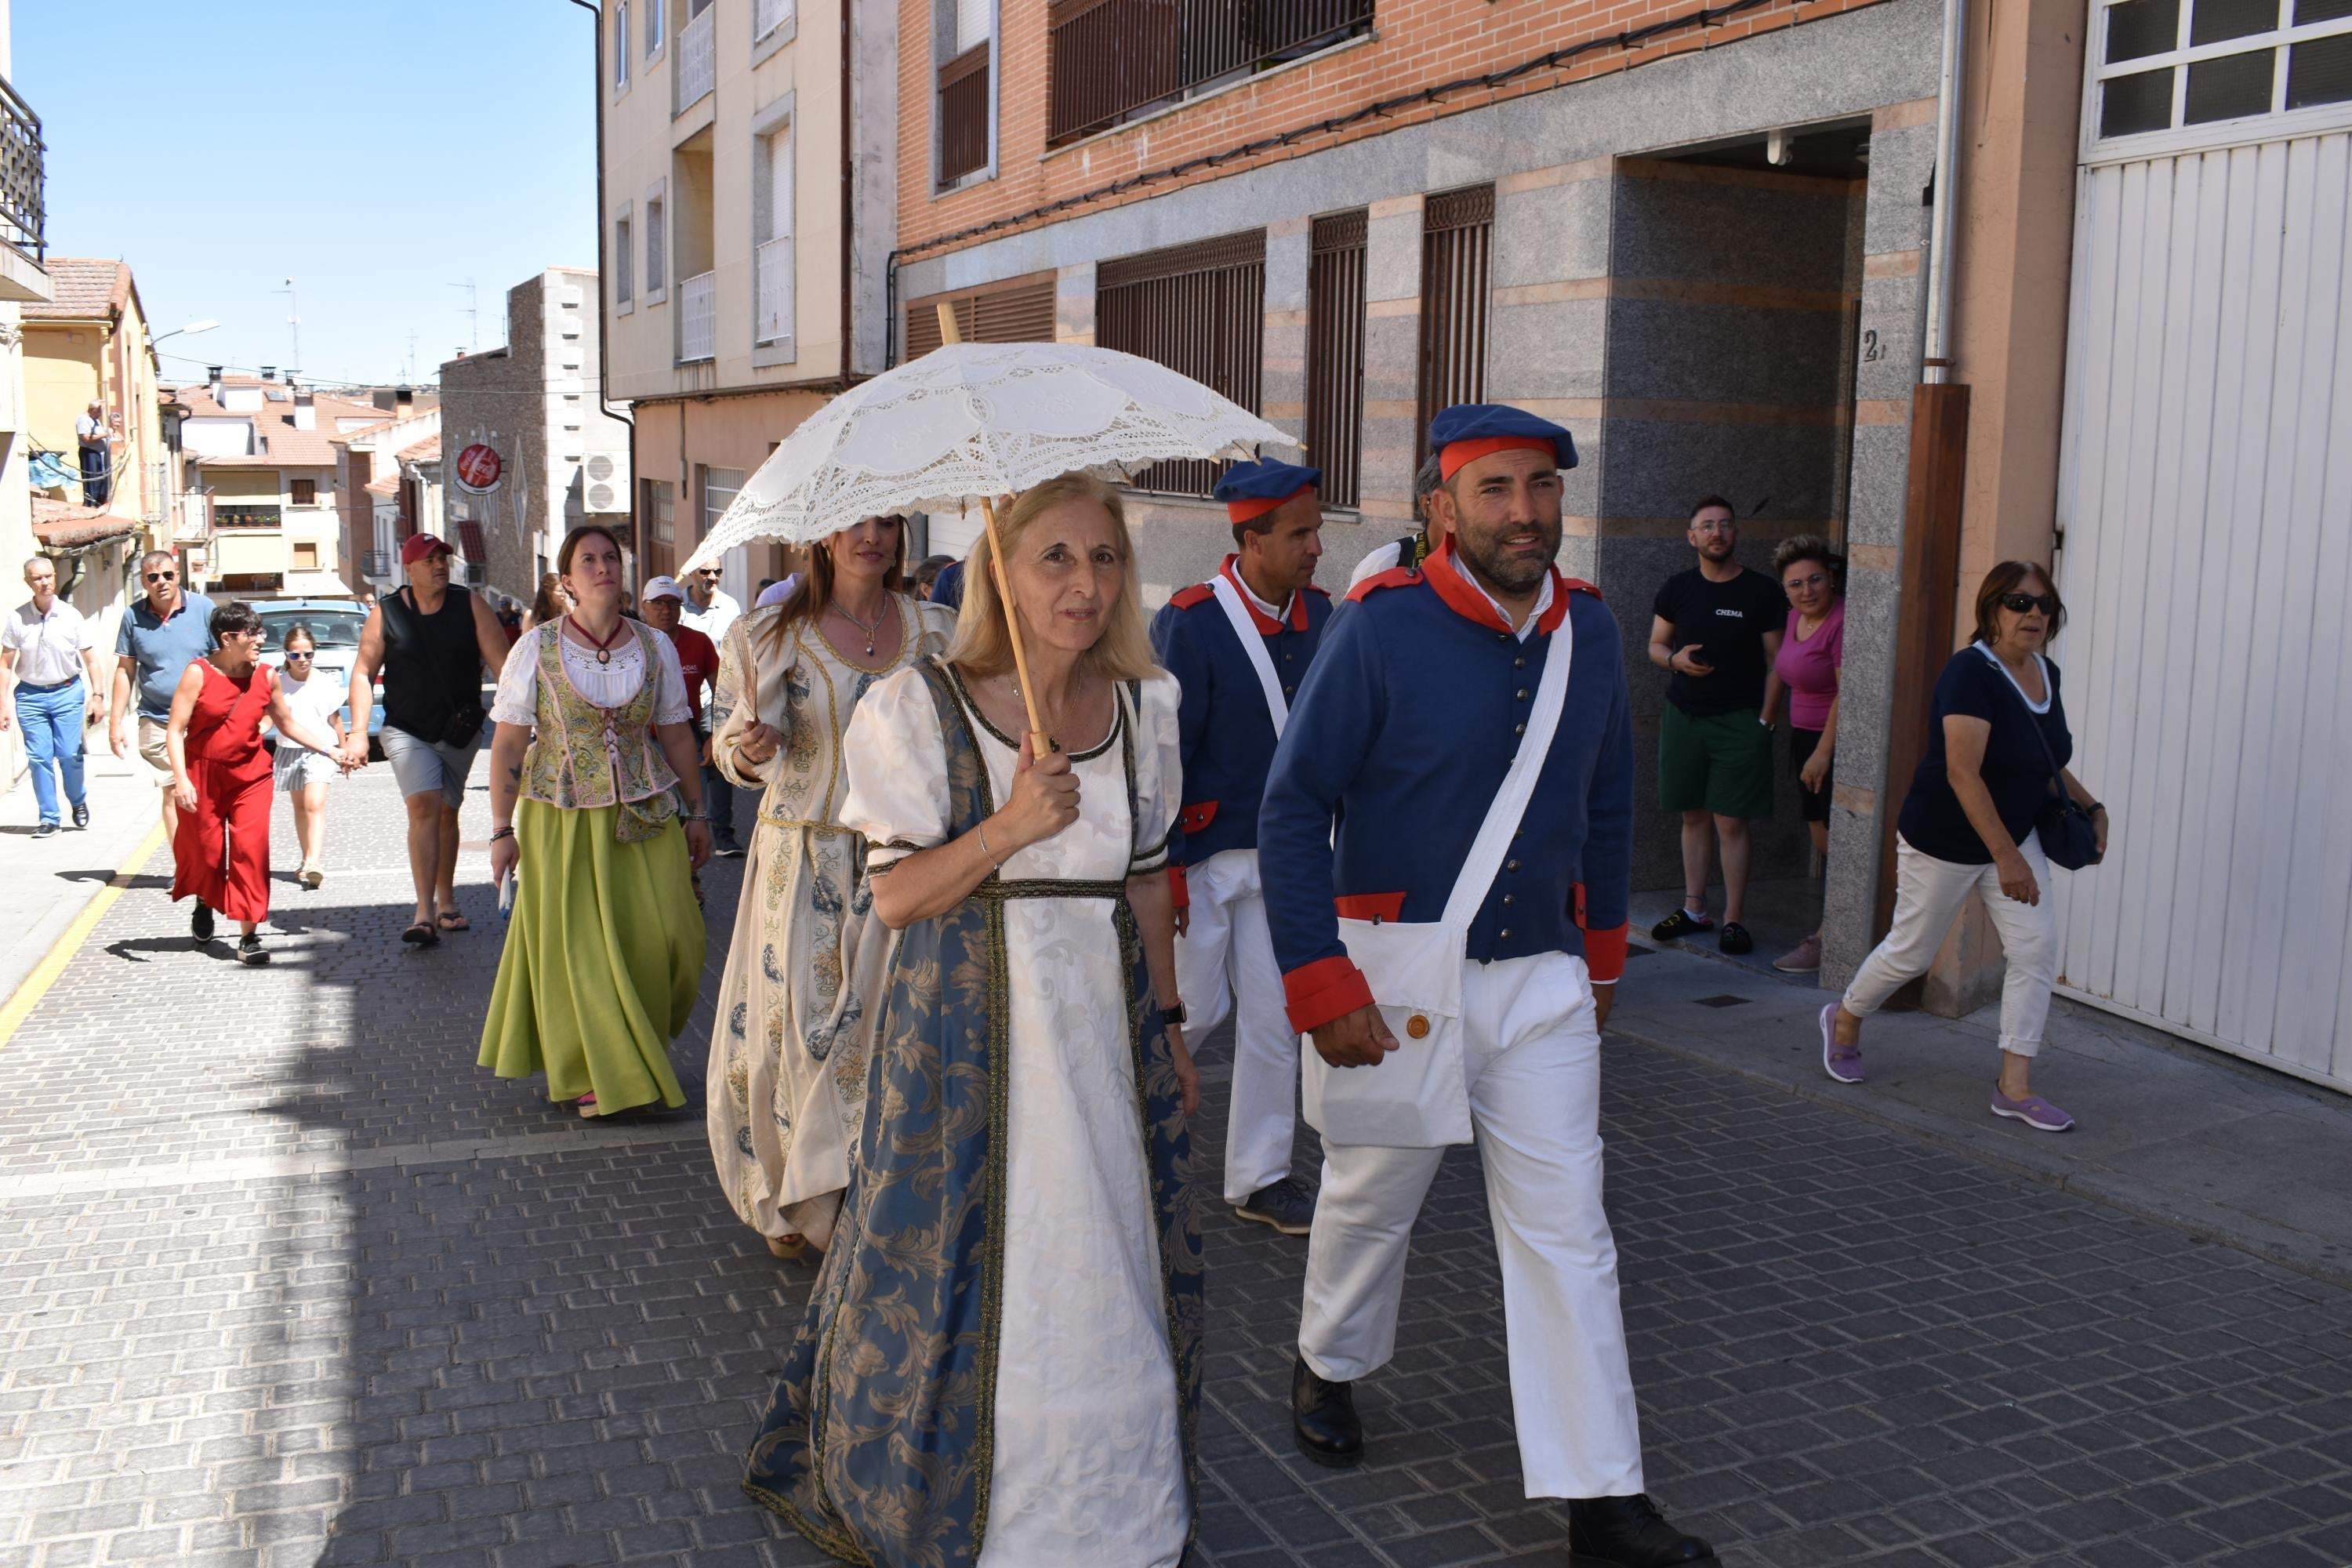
1209, 573, 1290, 740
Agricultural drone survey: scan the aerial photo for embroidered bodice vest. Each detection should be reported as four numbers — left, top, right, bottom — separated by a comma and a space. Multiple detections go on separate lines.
519, 622, 678, 810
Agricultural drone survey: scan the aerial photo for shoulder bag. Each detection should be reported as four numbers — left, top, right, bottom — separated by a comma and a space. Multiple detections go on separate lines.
1987, 652, 2100, 871
1300, 615, 1573, 1148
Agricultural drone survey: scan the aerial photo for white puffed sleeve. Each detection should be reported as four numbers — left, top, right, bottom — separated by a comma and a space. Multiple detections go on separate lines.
840, 664, 951, 874
1129, 672, 1182, 874
488, 630, 543, 727
648, 633, 692, 727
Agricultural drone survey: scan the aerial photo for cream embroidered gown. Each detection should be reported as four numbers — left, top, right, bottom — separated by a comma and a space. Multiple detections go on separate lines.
703, 593, 956, 1248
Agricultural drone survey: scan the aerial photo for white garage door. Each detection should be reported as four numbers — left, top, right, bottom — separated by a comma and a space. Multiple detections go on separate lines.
2054, 8, 2352, 1087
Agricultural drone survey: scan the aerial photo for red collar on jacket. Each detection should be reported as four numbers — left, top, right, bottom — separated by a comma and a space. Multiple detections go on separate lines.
1219, 555, 1308, 633
1419, 537, 1570, 637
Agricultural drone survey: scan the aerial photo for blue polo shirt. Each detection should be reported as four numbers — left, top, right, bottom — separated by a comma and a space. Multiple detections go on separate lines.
115, 593, 215, 720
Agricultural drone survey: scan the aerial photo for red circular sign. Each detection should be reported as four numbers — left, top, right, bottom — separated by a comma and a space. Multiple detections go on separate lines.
455, 443, 503, 492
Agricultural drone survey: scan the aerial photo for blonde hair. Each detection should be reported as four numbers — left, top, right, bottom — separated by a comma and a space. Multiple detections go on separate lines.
948, 473, 1161, 685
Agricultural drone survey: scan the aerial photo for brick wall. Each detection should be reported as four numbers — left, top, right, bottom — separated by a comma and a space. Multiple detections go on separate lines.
897, 0, 1893, 258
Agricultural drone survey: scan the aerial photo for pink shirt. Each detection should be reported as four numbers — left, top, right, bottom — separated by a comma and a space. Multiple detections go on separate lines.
1775, 599, 1842, 731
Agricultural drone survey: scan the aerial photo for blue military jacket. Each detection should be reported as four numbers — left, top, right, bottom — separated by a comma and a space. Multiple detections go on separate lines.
1258, 543, 1634, 1033
1149, 557, 1334, 899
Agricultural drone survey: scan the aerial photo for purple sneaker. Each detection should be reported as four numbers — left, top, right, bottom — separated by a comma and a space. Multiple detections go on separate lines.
1820, 1002, 1863, 1083
1990, 1087, 2075, 1132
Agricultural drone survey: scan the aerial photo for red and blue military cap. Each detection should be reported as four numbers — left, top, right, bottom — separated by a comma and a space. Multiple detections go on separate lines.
1214, 457, 1323, 524
1428, 404, 1579, 481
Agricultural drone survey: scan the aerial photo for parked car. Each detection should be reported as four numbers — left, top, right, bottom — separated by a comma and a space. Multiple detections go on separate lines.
252, 600, 385, 753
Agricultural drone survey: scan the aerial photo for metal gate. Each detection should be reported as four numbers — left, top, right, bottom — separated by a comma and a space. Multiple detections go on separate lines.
2052, 125, 2352, 1088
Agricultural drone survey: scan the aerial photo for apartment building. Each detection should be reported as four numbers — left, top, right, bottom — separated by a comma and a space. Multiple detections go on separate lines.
332, 400, 439, 593
22, 258, 166, 529
599, 0, 895, 598
172, 374, 383, 597
438, 268, 632, 604
891, 0, 2352, 1089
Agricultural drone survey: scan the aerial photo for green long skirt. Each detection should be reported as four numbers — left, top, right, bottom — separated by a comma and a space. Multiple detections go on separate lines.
477, 799, 704, 1115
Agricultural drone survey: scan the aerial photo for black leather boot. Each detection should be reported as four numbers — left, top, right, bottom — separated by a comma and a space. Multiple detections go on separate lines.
1566, 1494, 1715, 1566
1290, 1356, 1363, 1468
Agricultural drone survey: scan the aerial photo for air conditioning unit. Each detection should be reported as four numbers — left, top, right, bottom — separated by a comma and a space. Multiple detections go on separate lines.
461, 560, 489, 587
586, 454, 617, 481
586, 483, 619, 513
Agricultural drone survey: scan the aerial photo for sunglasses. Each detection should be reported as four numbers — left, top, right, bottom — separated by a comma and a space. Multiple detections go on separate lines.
2000, 592, 2058, 615
285, 650, 314, 660
144, 571, 178, 583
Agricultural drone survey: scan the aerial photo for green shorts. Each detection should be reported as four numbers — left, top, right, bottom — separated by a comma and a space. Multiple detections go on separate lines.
1659, 702, 1774, 820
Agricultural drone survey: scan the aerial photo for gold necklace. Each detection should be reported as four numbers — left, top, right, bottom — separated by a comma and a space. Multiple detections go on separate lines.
829, 595, 894, 658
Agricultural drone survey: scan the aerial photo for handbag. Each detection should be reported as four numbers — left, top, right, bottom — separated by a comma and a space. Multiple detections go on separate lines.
1985, 648, 2100, 871
1299, 612, 1574, 1148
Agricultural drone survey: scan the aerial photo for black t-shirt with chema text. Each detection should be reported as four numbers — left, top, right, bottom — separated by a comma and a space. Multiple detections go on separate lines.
1651, 566, 1784, 715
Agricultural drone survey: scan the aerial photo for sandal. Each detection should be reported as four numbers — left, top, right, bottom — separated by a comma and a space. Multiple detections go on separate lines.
300, 866, 323, 890
435, 912, 470, 933
766, 1234, 809, 1261
401, 921, 439, 946
577, 1092, 601, 1120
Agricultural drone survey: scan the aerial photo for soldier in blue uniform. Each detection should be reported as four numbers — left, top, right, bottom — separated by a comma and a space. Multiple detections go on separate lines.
1259, 407, 1715, 1567
1150, 458, 1334, 1236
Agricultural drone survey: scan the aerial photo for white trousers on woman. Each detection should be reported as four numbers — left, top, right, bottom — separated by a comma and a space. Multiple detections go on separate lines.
1296, 951, 1645, 1500
1842, 833, 2059, 1056
1172, 848, 1300, 1203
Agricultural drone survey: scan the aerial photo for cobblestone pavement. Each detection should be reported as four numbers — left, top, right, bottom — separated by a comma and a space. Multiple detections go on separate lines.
4, 768, 2352, 1567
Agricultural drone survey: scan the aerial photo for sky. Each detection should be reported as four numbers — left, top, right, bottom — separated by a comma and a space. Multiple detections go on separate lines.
17, 0, 600, 393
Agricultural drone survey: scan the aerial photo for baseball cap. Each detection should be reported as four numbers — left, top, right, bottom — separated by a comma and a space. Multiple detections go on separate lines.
643, 575, 686, 602
401, 533, 456, 565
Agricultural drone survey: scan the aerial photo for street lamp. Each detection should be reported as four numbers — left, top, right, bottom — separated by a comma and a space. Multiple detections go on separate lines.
151, 318, 220, 347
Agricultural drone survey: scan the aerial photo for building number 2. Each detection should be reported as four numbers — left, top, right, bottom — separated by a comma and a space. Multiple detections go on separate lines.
1862, 329, 1882, 363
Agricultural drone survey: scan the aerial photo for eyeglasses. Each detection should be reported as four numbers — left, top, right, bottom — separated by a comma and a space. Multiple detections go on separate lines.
1783, 573, 1830, 593
1690, 518, 1737, 534
2000, 592, 2058, 615
144, 570, 178, 583
284, 650, 314, 661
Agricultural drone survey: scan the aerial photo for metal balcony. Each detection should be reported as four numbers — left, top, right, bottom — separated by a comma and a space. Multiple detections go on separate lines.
678, 270, 717, 363
361, 550, 393, 581
676, 6, 716, 115
755, 237, 793, 347
0, 76, 47, 302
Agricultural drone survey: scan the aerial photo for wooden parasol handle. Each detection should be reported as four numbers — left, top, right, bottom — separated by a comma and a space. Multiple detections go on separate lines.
936, 303, 1052, 753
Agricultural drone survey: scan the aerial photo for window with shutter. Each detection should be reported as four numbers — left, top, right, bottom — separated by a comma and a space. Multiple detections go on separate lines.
1416, 186, 1494, 465
1307, 211, 1367, 510
937, 0, 994, 186
906, 271, 1058, 359
1097, 231, 1266, 497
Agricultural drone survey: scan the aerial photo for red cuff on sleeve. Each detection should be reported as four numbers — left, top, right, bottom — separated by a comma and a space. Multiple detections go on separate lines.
1168, 863, 1189, 909
1282, 955, 1375, 1034
1583, 924, 1628, 984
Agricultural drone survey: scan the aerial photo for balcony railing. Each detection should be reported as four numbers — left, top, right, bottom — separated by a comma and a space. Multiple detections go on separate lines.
1047, 0, 1372, 144
678, 270, 717, 363
755, 0, 792, 38
755, 237, 794, 346
361, 550, 394, 581
0, 78, 43, 266
675, 6, 717, 115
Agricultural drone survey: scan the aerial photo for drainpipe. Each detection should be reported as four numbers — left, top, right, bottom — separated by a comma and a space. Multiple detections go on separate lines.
1919, 0, 1968, 383
569, 0, 638, 585
1867, 0, 1976, 953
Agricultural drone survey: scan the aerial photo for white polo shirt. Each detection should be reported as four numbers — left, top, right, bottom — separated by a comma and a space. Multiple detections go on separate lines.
3, 597, 95, 688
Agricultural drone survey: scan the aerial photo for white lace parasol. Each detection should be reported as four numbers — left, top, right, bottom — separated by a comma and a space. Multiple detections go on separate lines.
678, 342, 1297, 569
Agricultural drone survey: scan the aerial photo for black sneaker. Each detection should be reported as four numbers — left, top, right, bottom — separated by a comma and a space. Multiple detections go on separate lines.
31, 822, 57, 839
191, 903, 216, 943
70, 802, 89, 829
234, 935, 270, 967
1650, 908, 1712, 942
1718, 920, 1753, 956
1567, 1494, 1716, 1566
1235, 1178, 1316, 1236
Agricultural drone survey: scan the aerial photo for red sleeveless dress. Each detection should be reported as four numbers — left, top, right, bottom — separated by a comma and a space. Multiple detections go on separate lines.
171, 660, 278, 924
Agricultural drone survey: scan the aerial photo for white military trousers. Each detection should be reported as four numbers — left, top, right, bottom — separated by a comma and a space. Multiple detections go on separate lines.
1297, 950, 1644, 1500
1173, 848, 1301, 1203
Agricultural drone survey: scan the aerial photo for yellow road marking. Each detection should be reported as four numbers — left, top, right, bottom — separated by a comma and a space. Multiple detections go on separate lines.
0, 822, 165, 1048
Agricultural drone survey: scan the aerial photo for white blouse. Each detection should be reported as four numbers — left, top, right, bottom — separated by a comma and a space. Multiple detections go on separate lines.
490, 623, 693, 728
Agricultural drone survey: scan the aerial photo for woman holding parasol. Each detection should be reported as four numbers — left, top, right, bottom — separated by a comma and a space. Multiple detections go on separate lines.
702, 513, 956, 1260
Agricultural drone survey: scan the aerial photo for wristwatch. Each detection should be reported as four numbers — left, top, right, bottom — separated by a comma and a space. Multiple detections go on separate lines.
1160, 1002, 1189, 1027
